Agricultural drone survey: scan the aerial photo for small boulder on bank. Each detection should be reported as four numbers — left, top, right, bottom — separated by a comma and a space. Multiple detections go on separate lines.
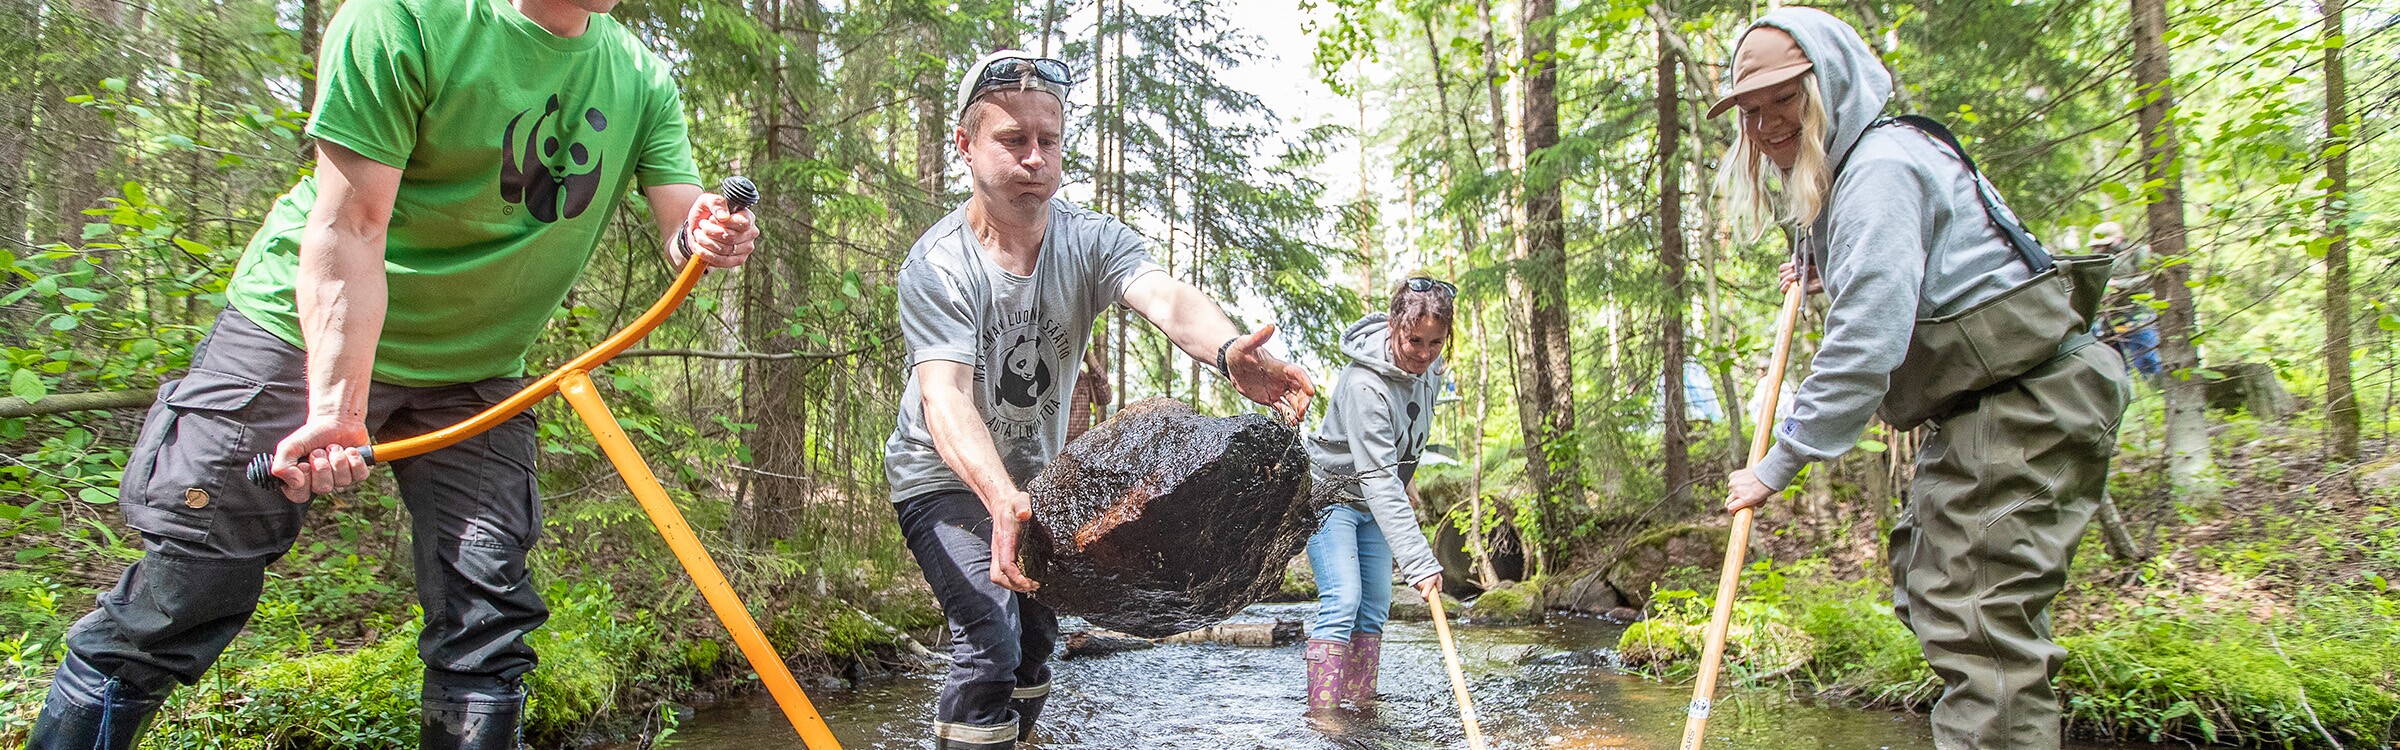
1460, 580, 1543, 625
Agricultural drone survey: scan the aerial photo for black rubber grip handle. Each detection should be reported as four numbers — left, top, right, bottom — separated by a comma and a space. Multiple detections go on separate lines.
247, 446, 378, 491
720, 175, 758, 214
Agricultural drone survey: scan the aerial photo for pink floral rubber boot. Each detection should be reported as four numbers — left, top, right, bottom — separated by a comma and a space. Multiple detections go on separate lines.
1341, 632, 1382, 709
1303, 638, 1350, 716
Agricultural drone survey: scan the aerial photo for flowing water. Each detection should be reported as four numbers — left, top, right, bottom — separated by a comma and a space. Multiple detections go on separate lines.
659, 603, 2151, 750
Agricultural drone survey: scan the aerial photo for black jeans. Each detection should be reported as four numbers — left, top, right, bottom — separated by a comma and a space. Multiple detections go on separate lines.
897, 489, 1058, 745
53, 310, 548, 711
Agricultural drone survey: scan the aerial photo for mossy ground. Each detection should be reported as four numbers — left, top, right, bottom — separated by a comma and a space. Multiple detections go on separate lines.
1618, 417, 2400, 747
0, 487, 940, 749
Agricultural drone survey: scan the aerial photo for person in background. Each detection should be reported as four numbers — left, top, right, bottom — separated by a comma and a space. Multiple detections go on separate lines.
1299, 276, 1454, 719
2087, 221, 2162, 377
1065, 347, 1113, 443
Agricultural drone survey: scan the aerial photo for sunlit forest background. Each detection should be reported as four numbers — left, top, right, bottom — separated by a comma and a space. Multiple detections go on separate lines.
2, 0, 2398, 745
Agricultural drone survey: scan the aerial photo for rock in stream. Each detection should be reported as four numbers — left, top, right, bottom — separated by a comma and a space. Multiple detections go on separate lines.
1021, 398, 1332, 638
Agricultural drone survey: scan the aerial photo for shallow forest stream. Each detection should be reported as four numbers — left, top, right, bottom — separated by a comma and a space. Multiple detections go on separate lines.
655, 603, 2160, 750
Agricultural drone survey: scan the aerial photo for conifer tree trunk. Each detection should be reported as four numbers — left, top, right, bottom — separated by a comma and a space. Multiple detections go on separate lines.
0, 0, 32, 248
1511, 0, 1578, 560
1656, 23, 1690, 513
737, 0, 824, 544
2131, 0, 2215, 500
2321, 0, 2359, 461
299, 0, 324, 162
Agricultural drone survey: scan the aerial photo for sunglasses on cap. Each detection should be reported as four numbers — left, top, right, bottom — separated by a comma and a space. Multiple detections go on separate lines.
1404, 277, 1458, 296
973, 56, 1076, 97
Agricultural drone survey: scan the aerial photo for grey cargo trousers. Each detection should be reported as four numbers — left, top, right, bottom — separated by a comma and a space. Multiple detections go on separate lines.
50, 310, 549, 716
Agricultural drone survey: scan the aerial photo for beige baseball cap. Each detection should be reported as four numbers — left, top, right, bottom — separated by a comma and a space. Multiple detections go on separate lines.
1707, 26, 1813, 118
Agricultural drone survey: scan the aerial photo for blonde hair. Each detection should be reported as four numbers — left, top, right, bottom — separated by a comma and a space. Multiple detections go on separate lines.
1716, 74, 1834, 242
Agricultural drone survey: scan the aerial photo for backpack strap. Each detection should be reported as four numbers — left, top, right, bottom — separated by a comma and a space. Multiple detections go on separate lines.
1883, 114, 2056, 274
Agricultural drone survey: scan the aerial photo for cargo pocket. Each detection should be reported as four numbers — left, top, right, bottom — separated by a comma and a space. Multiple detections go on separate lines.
123, 369, 269, 547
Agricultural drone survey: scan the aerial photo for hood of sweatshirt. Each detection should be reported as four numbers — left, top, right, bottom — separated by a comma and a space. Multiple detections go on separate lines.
1747, 7, 1892, 170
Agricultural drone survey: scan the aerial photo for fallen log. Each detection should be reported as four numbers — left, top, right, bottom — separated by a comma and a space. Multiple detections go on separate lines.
1021, 398, 1331, 638
0, 389, 155, 418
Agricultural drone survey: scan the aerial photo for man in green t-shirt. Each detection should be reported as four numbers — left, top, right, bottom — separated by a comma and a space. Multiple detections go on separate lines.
26, 1, 755, 748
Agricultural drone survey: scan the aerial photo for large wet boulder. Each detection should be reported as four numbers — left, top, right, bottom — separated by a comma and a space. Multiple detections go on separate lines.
1021, 398, 1331, 638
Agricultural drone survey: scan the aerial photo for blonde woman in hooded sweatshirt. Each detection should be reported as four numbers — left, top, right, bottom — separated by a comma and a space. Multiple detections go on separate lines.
1299, 277, 1454, 718
1711, 9, 2130, 750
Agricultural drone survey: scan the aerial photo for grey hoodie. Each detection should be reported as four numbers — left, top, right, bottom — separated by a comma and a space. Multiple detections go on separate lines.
1748, 8, 2042, 490
1307, 313, 1446, 586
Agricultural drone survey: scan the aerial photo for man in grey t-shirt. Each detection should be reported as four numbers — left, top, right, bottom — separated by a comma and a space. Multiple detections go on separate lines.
892, 50, 1314, 749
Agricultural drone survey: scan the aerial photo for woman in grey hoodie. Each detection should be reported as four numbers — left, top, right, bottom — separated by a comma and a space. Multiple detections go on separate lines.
1299, 278, 1454, 717
1711, 10, 2129, 750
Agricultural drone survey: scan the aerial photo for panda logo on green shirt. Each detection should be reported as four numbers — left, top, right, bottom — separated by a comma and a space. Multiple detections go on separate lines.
500, 94, 608, 224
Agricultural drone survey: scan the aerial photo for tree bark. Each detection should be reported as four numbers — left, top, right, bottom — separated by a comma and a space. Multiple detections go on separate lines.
736, 0, 824, 545
299, 0, 324, 163
38, 0, 119, 245
1511, 0, 1578, 562
2321, 0, 2358, 461
2094, 490, 2150, 561
1656, 23, 1690, 514
2131, 0, 2215, 500
0, 0, 36, 248
0, 389, 156, 418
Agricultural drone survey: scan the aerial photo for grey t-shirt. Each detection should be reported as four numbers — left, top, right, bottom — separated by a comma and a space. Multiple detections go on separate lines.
885, 198, 1165, 502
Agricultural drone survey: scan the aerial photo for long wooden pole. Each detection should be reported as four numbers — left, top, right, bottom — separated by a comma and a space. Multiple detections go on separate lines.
560, 371, 844, 749
1678, 283, 1807, 750
1425, 595, 1488, 750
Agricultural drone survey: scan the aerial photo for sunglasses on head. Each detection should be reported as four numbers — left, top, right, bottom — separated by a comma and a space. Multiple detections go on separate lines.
1404, 277, 1457, 296
975, 56, 1076, 95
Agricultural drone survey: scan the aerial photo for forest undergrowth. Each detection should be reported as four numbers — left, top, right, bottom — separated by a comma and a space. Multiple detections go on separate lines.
1619, 399, 2400, 747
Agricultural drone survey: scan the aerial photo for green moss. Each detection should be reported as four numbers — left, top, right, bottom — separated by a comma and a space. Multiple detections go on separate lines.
822, 610, 887, 660
1615, 560, 2400, 746
1464, 580, 1546, 625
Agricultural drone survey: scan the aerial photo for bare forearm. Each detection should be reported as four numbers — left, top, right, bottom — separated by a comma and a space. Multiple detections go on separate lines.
924, 393, 1023, 506
295, 221, 386, 420
1142, 281, 1243, 365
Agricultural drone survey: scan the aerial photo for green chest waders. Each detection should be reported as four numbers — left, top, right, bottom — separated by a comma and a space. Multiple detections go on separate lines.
1861, 116, 2132, 750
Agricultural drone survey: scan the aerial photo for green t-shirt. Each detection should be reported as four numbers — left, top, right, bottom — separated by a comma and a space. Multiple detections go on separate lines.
228, 0, 701, 387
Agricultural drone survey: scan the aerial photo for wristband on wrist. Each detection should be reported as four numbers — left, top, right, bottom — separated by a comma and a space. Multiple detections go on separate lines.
1214, 337, 1237, 380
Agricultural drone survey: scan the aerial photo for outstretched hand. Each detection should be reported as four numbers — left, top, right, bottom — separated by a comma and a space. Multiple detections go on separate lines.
1224, 324, 1314, 425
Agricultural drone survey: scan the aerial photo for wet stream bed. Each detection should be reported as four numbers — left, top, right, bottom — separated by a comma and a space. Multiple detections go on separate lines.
656, 603, 2154, 749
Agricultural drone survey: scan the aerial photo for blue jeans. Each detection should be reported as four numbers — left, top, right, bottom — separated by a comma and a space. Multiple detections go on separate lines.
1307, 504, 1394, 642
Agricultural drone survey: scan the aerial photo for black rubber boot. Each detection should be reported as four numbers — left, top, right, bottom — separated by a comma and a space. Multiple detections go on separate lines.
933, 711, 1019, 750
419, 698, 524, 750
25, 657, 163, 750
1010, 694, 1048, 743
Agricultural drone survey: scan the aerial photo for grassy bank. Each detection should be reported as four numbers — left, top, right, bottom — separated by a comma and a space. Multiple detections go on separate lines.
0, 484, 943, 749
1620, 558, 2400, 746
